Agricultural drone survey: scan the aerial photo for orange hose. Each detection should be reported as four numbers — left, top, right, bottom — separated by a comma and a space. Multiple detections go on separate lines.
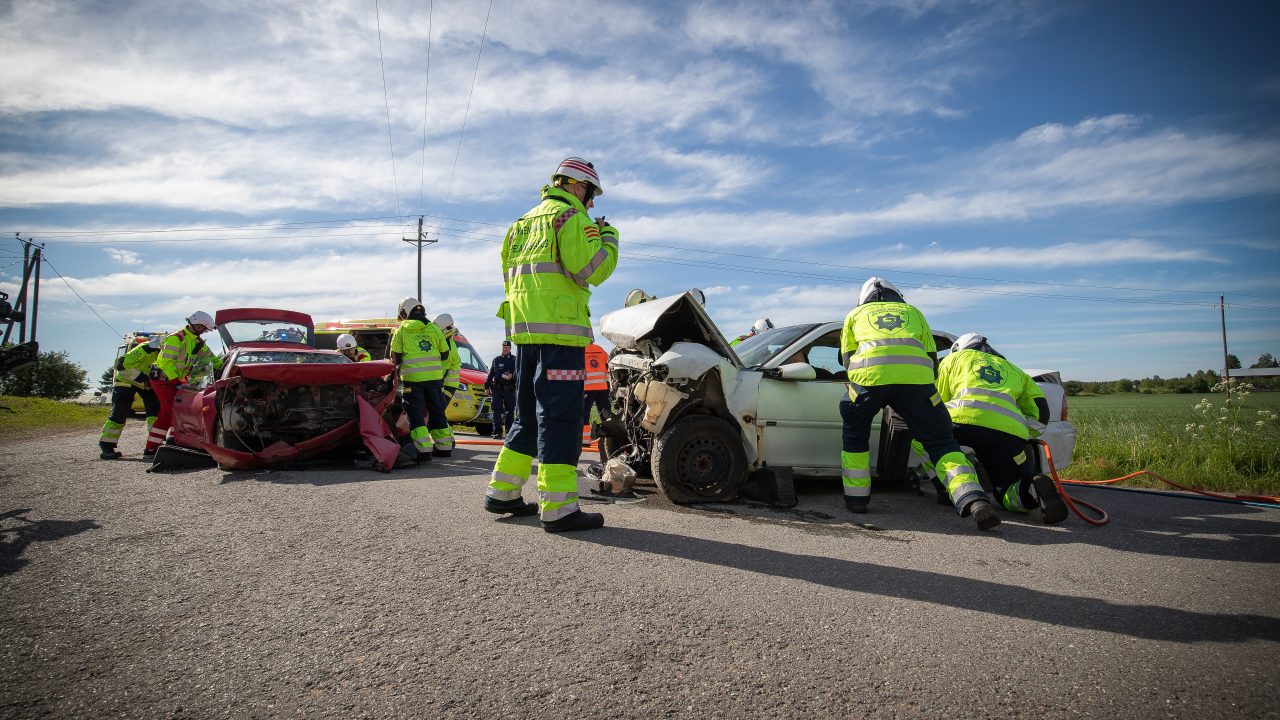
1033, 440, 1280, 527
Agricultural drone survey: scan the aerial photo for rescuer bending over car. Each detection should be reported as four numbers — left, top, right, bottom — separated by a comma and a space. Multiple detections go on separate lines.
484, 156, 619, 532
145, 311, 222, 459
839, 277, 1001, 531
98, 334, 162, 459
919, 332, 1069, 524
392, 298, 451, 462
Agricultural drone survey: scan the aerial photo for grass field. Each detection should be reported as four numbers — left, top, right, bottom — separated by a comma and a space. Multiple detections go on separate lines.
1064, 391, 1280, 496
0, 396, 110, 440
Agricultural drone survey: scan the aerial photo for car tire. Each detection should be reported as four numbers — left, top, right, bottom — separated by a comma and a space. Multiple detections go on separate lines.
651, 415, 747, 503
472, 422, 493, 437
876, 410, 914, 490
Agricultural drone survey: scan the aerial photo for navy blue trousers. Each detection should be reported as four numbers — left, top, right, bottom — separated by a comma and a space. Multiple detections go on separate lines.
507, 344, 585, 466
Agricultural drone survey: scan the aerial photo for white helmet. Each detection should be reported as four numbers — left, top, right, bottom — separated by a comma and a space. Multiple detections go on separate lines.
951, 332, 987, 354
553, 157, 603, 196
398, 296, 423, 318
689, 288, 706, 306
624, 288, 655, 307
858, 277, 903, 305
187, 310, 215, 331
434, 313, 454, 331
336, 333, 358, 351
752, 318, 774, 335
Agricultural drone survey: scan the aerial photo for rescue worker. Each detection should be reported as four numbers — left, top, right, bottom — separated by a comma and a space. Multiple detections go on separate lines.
98, 335, 162, 459
484, 340, 517, 439
145, 311, 222, 458
435, 313, 462, 400
582, 341, 610, 445
391, 297, 451, 461
923, 333, 1068, 524
839, 277, 1000, 531
731, 317, 773, 347
336, 333, 372, 362
484, 156, 619, 532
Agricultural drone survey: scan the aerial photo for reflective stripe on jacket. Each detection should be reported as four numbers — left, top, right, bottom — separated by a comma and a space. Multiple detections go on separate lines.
839, 301, 936, 386
115, 342, 159, 389
153, 328, 221, 382
442, 334, 461, 389
391, 319, 446, 382
497, 185, 618, 347
936, 348, 1045, 440
584, 343, 609, 390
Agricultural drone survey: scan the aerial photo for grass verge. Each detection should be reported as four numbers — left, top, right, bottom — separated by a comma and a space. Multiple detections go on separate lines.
1064, 390, 1280, 496
0, 396, 110, 440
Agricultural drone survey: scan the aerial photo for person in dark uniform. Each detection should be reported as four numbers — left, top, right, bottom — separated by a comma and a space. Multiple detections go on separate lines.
485, 340, 517, 439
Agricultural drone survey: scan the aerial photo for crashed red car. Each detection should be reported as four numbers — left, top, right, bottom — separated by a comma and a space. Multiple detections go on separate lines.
167, 308, 405, 470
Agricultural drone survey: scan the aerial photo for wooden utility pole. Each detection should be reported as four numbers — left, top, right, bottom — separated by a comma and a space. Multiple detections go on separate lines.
1220, 293, 1230, 398
402, 216, 437, 301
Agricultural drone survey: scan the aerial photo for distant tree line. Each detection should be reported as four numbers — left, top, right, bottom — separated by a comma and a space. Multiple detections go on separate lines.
1064, 353, 1280, 396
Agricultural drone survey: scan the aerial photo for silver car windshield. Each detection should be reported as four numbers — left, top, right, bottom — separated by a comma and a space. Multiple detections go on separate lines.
734, 324, 816, 367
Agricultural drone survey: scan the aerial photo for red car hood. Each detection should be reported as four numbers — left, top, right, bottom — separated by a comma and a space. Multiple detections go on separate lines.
232, 359, 396, 386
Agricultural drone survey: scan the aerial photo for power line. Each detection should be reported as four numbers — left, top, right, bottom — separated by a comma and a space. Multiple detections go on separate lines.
6, 216, 405, 237
37, 229, 405, 245
442, 0, 494, 208
41, 255, 121, 337
417, 0, 434, 217
374, 0, 405, 223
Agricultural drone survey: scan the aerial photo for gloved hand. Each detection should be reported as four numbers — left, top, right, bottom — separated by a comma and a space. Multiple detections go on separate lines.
594, 216, 610, 228
149, 366, 168, 382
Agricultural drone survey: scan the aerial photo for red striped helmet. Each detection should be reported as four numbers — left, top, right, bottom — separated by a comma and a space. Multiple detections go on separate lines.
553, 157, 603, 196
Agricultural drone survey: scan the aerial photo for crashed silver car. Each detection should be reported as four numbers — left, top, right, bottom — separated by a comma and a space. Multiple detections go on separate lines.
595, 291, 1076, 506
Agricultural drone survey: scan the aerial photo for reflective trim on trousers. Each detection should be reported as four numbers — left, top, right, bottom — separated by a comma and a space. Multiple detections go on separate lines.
539, 490, 577, 503
486, 486, 523, 501
953, 386, 1018, 406
100, 421, 124, 443
540, 500, 581, 522
846, 354, 933, 371
507, 261, 588, 290
857, 337, 926, 354
939, 456, 985, 516
572, 247, 611, 284
1002, 482, 1033, 513
508, 322, 593, 339
841, 451, 871, 496
489, 448, 533, 499
945, 399, 1029, 428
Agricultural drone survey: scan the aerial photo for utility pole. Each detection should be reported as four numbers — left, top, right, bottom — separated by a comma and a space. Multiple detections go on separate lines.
402, 215, 437, 301
1219, 293, 1230, 399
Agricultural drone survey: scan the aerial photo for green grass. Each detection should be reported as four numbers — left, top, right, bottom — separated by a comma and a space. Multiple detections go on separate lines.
1064, 391, 1280, 496
0, 396, 110, 439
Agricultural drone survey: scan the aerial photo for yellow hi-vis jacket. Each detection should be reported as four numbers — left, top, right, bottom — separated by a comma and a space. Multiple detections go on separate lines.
115, 341, 160, 389
498, 185, 619, 347
154, 328, 222, 383
840, 301, 936, 387
442, 330, 461, 390
391, 319, 446, 382
936, 348, 1045, 440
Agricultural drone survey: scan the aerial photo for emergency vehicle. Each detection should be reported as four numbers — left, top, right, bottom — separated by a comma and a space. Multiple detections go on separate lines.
316, 319, 495, 436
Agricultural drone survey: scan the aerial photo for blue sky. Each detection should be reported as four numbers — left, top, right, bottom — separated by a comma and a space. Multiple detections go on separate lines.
1, 0, 1277, 383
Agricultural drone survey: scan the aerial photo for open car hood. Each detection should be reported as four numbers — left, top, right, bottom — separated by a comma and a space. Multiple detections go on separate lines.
599, 291, 741, 367
215, 308, 316, 349
231, 359, 396, 386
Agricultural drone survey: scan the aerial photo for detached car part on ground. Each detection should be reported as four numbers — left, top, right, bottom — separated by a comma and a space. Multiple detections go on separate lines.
162, 308, 408, 471
316, 319, 495, 435
595, 292, 1076, 506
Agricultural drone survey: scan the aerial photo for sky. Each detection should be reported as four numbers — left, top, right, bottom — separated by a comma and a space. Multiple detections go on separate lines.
1, 0, 1278, 383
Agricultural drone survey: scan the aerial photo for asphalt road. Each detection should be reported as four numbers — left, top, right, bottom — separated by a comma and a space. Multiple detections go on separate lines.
2, 429, 1279, 719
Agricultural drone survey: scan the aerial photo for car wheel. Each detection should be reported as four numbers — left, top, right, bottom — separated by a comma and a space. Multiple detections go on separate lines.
876, 410, 914, 490
472, 422, 493, 437
652, 415, 747, 503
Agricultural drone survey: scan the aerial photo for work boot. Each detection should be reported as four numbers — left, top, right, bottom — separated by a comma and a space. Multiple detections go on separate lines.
99, 444, 122, 460
844, 496, 870, 514
490, 432, 504, 440
142, 448, 157, 461
1032, 474, 1068, 525
484, 497, 538, 516
542, 510, 605, 533
967, 500, 1002, 531
432, 449, 452, 459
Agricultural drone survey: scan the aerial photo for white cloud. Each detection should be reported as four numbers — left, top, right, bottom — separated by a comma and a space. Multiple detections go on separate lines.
103, 247, 141, 265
